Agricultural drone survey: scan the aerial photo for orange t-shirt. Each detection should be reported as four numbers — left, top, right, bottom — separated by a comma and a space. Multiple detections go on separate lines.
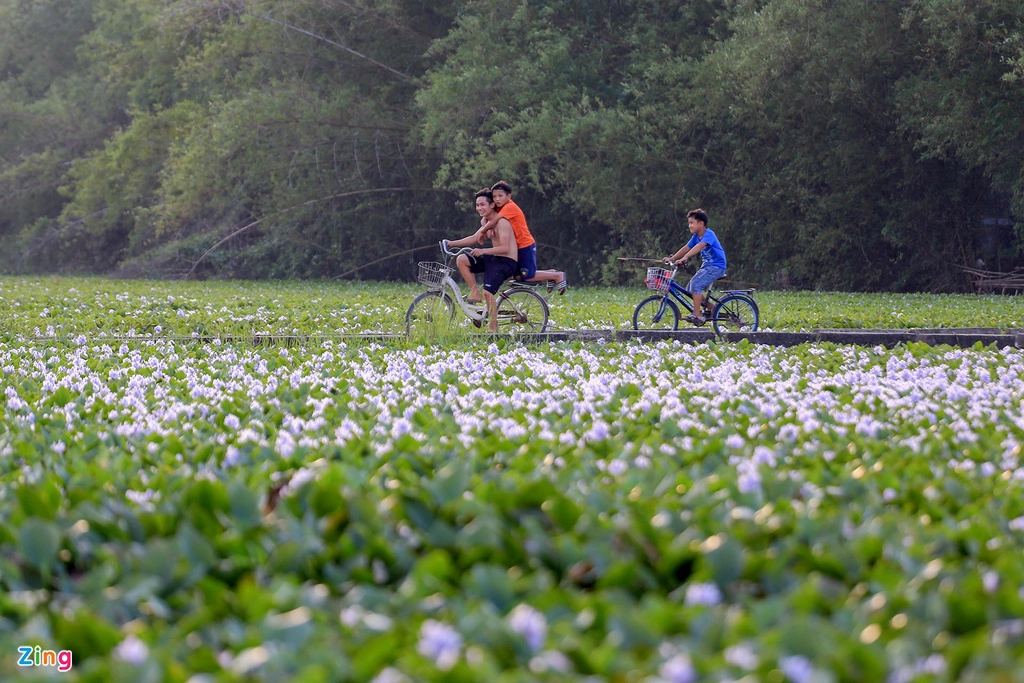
498, 200, 536, 249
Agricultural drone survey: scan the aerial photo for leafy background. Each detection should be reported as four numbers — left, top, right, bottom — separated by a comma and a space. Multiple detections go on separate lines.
1, 0, 1023, 289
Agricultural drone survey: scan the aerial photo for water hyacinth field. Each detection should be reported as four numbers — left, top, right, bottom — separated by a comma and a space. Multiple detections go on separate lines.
1, 276, 1022, 337
1, 277, 1023, 682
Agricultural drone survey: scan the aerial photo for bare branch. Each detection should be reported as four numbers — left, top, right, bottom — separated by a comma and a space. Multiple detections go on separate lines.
305, 0, 437, 42
331, 243, 437, 279
259, 15, 413, 83
185, 187, 409, 278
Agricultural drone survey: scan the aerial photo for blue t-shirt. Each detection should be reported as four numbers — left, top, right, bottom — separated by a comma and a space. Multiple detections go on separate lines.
687, 228, 727, 271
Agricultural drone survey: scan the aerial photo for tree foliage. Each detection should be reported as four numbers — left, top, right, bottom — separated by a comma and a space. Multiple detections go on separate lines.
0, 0, 1021, 289
418, 0, 1024, 289
2, 0, 460, 278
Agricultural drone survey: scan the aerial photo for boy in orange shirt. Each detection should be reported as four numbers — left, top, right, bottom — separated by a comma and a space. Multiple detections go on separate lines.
476, 181, 567, 294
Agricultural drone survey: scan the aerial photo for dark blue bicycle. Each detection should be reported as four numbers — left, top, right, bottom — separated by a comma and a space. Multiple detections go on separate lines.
631, 262, 759, 334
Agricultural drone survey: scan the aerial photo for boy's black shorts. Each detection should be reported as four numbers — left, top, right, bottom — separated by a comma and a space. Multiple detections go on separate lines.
469, 255, 518, 294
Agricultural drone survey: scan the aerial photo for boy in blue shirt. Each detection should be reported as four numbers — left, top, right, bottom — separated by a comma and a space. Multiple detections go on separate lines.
665, 208, 727, 325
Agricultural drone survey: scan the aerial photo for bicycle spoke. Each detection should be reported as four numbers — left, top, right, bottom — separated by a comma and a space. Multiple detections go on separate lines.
496, 288, 549, 332
712, 295, 759, 334
406, 291, 456, 337
633, 295, 680, 330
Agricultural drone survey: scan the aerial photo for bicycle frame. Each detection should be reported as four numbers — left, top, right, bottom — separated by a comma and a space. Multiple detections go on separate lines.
438, 272, 487, 322
631, 260, 759, 333
429, 241, 548, 324
646, 266, 755, 323
654, 277, 709, 317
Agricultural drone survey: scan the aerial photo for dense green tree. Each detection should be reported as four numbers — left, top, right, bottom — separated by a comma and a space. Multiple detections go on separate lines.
1, 0, 1021, 288
5, 0, 461, 277
417, 0, 1023, 290
895, 0, 1024, 221
683, 0, 987, 289
417, 0, 731, 280
689, 0, 1024, 288
0, 0, 107, 264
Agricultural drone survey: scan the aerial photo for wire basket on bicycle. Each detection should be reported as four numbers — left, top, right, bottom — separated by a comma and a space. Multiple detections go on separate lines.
644, 267, 674, 293
417, 261, 453, 291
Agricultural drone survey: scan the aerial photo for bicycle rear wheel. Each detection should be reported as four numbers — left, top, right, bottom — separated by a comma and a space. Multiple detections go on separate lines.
711, 294, 759, 334
633, 295, 680, 330
496, 287, 550, 332
406, 291, 456, 337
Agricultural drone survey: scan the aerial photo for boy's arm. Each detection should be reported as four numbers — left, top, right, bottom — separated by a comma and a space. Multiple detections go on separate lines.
477, 214, 502, 243
669, 242, 706, 265
447, 232, 486, 248
480, 214, 500, 232
472, 219, 512, 256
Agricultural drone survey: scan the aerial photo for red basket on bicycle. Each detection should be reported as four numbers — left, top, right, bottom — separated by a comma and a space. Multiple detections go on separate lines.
644, 267, 673, 292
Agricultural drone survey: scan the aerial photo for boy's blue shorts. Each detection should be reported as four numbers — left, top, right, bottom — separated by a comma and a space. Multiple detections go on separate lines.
688, 266, 727, 295
517, 243, 537, 280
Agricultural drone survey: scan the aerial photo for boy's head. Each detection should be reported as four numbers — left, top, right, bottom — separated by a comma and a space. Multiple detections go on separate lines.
490, 180, 512, 208
686, 208, 708, 233
475, 188, 496, 217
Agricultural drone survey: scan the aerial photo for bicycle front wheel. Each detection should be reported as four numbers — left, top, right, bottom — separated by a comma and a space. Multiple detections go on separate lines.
406, 291, 456, 337
496, 287, 550, 332
633, 295, 680, 330
712, 294, 759, 334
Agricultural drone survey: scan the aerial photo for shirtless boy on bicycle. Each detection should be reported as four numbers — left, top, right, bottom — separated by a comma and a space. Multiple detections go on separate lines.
475, 181, 567, 294
445, 189, 518, 332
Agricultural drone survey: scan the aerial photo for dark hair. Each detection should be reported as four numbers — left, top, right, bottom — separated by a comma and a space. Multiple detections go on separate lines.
687, 208, 709, 225
490, 180, 512, 194
475, 188, 494, 203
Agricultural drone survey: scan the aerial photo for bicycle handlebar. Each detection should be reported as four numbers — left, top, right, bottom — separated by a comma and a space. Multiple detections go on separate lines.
440, 239, 475, 258
665, 258, 697, 273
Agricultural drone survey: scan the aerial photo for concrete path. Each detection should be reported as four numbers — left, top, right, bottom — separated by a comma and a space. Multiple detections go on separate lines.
332, 327, 1023, 348
17, 328, 1021, 348
510, 327, 1024, 348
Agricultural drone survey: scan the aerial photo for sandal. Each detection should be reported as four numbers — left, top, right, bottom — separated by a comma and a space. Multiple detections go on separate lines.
683, 313, 705, 326
556, 274, 568, 295
466, 296, 483, 305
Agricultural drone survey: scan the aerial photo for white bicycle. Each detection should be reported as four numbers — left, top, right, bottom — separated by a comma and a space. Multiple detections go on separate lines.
406, 241, 550, 335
